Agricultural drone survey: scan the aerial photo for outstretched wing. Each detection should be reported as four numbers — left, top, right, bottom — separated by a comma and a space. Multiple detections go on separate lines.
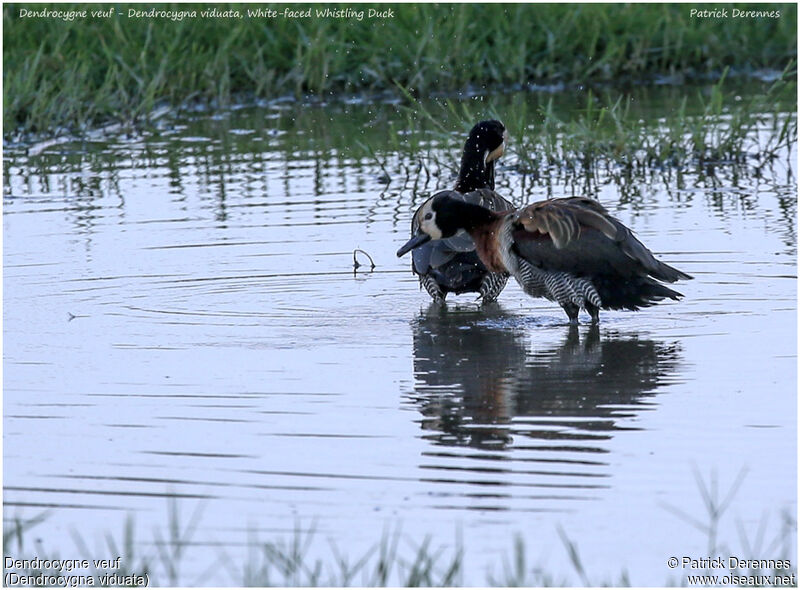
512, 197, 691, 283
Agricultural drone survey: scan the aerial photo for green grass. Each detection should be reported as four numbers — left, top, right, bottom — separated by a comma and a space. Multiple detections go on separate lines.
4, 3, 797, 139
3, 470, 796, 586
401, 67, 797, 179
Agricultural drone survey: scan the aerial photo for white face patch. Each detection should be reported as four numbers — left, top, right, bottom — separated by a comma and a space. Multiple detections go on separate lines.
417, 200, 443, 240
485, 133, 506, 164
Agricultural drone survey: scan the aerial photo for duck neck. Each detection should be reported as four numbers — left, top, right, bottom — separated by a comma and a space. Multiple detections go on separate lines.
441, 199, 499, 235
444, 199, 505, 273
454, 153, 494, 192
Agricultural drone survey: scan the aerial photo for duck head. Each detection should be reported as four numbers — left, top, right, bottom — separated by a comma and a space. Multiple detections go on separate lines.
455, 119, 508, 192
397, 191, 467, 257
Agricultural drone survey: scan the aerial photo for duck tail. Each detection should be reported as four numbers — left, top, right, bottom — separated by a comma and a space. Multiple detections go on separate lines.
593, 275, 684, 311
650, 260, 693, 283
614, 223, 692, 283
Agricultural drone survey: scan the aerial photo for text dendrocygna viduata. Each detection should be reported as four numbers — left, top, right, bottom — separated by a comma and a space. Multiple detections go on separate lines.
398, 191, 692, 323
408, 120, 514, 303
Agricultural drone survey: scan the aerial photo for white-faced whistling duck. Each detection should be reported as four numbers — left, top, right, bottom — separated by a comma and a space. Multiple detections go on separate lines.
398, 191, 692, 323
408, 120, 515, 304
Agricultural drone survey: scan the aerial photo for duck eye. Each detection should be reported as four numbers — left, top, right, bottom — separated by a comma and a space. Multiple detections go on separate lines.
424, 212, 433, 220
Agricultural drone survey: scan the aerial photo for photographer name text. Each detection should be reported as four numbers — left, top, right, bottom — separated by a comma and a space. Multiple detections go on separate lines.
690, 8, 781, 18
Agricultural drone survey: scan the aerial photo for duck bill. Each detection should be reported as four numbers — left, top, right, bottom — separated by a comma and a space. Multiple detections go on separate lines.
396, 232, 431, 257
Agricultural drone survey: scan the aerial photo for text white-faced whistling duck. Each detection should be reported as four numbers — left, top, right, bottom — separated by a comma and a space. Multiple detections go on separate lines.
398, 191, 692, 323
409, 120, 515, 304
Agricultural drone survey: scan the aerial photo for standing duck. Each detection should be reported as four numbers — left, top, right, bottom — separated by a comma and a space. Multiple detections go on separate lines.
398, 191, 692, 323
409, 120, 514, 303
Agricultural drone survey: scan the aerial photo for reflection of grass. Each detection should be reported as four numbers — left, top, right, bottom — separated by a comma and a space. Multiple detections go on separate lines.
7, 76, 794, 217
402, 66, 797, 175
4, 3, 797, 138
3, 471, 795, 586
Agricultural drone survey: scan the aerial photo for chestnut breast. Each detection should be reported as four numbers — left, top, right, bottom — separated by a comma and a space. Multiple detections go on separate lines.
470, 219, 507, 273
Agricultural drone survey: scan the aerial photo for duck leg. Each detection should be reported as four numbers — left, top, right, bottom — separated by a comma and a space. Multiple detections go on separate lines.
478, 272, 509, 304
562, 302, 580, 324
585, 302, 601, 324
421, 275, 446, 304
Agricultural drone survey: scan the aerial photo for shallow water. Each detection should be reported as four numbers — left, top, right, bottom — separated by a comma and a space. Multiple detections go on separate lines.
4, 86, 797, 585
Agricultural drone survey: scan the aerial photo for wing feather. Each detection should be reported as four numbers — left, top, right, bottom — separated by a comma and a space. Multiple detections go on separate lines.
515, 197, 618, 248
512, 197, 691, 283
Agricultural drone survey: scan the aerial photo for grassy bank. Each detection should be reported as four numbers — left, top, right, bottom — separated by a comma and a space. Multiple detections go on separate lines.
4, 3, 797, 139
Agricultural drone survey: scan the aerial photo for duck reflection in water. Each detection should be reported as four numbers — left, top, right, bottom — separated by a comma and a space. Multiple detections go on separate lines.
409, 304, 683, 453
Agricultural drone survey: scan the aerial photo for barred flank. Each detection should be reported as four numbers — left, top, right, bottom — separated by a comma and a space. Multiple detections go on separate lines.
478, 273, 510, 303
517, 259, 602, 309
